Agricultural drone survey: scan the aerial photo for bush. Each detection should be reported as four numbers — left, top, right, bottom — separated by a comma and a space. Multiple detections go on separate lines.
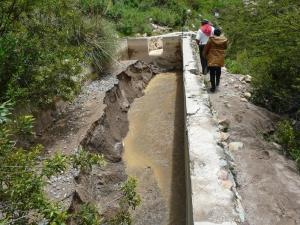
114, 7, 152, 36
0, 0, 117, 108
225, 50, 251, 74
275, 120, 300, 169
222, 0, 300, 114
149, 8, 181, 27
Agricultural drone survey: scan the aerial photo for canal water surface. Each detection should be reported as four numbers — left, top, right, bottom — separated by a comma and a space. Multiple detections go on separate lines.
123, 72, 186, 225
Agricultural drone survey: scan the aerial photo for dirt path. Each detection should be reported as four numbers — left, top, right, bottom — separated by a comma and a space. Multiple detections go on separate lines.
208, 69, 300, 225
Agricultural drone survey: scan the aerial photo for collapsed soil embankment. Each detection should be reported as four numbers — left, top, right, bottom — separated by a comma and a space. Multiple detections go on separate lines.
67, 61, 160, 221
81, 61, 156, 161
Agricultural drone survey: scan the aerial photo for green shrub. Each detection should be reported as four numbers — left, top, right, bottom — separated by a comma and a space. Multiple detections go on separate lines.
149, 8, 180, 27
222, 0, 300, 113
110, 6, 152, 36
275, 120, 295, 151
0, 0, 117, 108
0, 105, 123, 224
71, 203, 102, 225
275, 120, 300, 169
225, 50, 252, 74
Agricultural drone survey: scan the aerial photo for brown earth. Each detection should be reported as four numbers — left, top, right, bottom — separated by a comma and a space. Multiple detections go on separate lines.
208, 69, 300, 225
40, 61, 161, 223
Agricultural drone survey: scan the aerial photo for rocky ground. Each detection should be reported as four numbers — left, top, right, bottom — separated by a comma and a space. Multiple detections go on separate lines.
207, 69, 300, 225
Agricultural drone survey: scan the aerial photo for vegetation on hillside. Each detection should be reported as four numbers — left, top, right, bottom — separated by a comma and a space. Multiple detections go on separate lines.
222, 0, 300, 114
275, 120, 300, 169
220, 0, 300, 166
0, 0, 117, 108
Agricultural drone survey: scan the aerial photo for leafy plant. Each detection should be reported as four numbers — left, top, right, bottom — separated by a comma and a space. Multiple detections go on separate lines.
72, 203, 102, 225
120, 177, 141, 210
0, 101, 13, 124
275, 120, 300, 169
0, 105, 106, 224
71, 147, 106, 172
107, 177, 141, 225
275, 120, 295, 151
109, 211, 132, 225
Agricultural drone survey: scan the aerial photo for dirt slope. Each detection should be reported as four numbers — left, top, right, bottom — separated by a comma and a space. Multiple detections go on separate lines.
208, 69, 300, 225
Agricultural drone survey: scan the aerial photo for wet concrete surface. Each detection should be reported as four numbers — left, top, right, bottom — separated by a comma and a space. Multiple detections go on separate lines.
123, 72, 186, 225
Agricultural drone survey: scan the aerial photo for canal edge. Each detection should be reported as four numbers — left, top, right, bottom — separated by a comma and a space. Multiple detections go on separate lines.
182, 33, 245, 225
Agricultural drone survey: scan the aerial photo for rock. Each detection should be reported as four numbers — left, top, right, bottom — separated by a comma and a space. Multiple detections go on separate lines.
229, 142, 244, 151
239, 77, 244, 82
225, 103, 231, 108
245, 75, 252, 82
240, 97, 248, 102
218, 118, 230, 131
244, 92, 251, 98
272, 142, 282, 150
234, 85, 239, 89
220, 132, 230, 141
219, 159, 228, 167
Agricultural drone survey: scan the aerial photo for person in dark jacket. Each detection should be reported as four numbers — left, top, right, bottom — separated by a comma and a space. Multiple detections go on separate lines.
203, 28, 228, 92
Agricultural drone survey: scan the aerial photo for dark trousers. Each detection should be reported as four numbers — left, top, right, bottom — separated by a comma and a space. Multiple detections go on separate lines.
209, 66, 221, 90
199, 45, 208, 74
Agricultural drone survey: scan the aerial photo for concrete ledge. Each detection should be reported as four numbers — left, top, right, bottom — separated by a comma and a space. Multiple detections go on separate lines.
182, 34, 242, 225
127, 35, 182, 70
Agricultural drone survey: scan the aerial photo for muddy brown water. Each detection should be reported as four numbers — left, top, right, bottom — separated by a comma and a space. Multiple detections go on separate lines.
123, 72, 186, 225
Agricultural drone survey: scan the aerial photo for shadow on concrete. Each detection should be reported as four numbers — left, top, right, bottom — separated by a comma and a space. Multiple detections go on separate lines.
169, 71, 186, 225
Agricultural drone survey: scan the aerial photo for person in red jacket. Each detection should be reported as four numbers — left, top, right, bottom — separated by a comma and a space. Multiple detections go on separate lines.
195, 19, 214, 75
203, 28, 228, 92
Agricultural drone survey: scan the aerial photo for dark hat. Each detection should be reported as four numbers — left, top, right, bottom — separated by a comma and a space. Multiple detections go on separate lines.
214, 28, 222, 36
201, 19, 209, 25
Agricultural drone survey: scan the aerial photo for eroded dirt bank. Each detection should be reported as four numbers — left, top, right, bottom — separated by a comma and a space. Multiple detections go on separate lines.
209, 69, 300, 225
42, 61, 162, 221
123, 72, 186, 225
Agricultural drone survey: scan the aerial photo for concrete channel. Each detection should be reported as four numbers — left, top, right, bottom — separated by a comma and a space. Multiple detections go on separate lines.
45, 33, 244, 225
120, 33, 244, 225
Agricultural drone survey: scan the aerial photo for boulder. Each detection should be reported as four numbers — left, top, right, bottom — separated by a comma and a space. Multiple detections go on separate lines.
245, 75, 252, 83
244, 92, 251, 98
229, 142, 244, 151
218, 118, 230, 131
240, 97, 248, 102
220, 132, 230, 141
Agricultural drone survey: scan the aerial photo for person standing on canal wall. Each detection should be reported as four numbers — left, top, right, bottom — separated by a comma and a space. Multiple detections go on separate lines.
203, 28, 228, 92
195, 19, 214, 75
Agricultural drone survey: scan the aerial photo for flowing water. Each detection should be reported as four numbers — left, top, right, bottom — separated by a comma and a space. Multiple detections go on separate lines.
123, 72, 186, 225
